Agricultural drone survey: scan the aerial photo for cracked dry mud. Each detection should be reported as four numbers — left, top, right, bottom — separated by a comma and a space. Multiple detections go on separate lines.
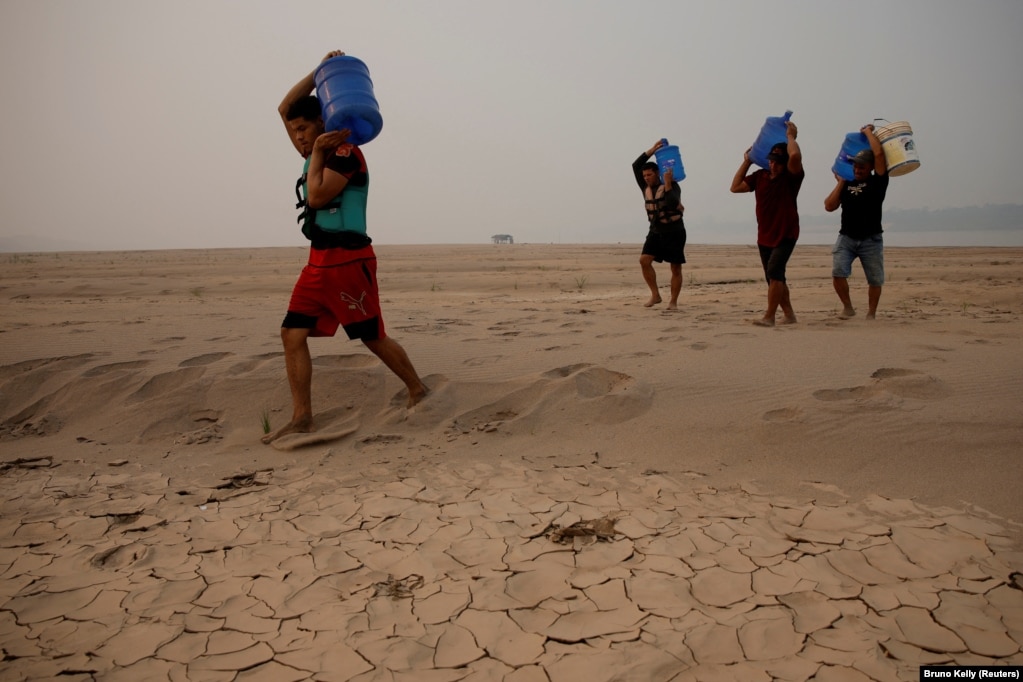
1, 460, 1021, 682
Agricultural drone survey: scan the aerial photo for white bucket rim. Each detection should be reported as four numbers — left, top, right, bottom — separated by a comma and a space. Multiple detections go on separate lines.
875, 121, 913, 138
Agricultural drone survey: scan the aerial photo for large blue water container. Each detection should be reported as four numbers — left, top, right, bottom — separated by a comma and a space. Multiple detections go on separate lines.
750, 110, 792, 168
655, 140, 685, 183
314, 56, 382, 145
832, 132, 871, 181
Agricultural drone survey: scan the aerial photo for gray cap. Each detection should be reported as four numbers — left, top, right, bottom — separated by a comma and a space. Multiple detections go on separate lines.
851, 149, 875, 166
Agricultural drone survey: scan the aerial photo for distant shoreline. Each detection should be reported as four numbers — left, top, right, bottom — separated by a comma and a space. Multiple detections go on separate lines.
4, 241, 1023, 255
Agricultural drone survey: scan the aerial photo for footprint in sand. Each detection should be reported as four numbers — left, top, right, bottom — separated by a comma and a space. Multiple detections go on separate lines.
226, 352, 283, 375
313, 354, 381, 369
269, 420, 360, 451
609, 350, 653, 360
1, 355, 101, 423
812, 385, 876, 402
871, 368, 920, 379
178, 352, 233, 368
82, 360, 150, 377
763, 407, 802, 422
0, 354, 96, 381
448, 364, 651, 435
463, 355, 504, 367
543, 363, 591, 378
913, 344, 955, 353
126, 367, 206, 404
355, 434, 405, 451
813, 368, 949, 404
559, 320, 593, 329
570, 366, 636, 399
872, 368, 950, 400
375, 374, 454, 428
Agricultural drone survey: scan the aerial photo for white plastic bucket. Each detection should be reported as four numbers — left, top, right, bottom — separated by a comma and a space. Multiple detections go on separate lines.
875, 121, 920, 177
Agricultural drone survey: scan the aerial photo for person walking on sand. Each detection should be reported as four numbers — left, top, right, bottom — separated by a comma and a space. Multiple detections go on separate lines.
262, 50, 428, 445
824, 125, 889, 320
632, 140, 686, 309
730, 121, 804, 326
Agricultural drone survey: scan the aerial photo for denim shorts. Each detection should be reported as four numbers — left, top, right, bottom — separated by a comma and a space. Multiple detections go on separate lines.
832, 234, 884, 286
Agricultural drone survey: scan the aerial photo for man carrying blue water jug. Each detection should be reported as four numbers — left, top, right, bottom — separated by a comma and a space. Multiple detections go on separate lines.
823, 125, 889, 320
730, 122, 804, 327
262, 50, 428, 445
632, 140, 686, 309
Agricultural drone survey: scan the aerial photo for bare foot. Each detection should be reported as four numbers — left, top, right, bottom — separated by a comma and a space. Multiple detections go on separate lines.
752, 317, 775, 327
838, 307, 856, 319
261, 415, 314, 444
407, 383, 429, 409
666, 301, 678, 310
865, 312, 876, 320
779, 315, 798, 325
644, 295, 662, 308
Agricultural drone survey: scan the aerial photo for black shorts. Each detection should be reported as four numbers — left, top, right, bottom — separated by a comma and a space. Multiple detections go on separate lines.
642, 226, 687, 265
758, 239, 796, 283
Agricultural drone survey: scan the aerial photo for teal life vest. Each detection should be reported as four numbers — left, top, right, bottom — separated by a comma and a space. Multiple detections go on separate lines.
295, 153, 369, 240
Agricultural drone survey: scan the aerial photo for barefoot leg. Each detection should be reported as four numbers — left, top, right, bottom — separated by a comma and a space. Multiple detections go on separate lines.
640, 254, 661, 307
363, 336, 429, 408
667, 263, 682, 309
833, 277, 856, 318
262, 328, 315, 444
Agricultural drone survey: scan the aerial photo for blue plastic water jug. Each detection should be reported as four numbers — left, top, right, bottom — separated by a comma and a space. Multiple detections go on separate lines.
314, 56, 382, 145
655, 140, 685, 183
832, 132, 871, 182
750, 111, 792, 168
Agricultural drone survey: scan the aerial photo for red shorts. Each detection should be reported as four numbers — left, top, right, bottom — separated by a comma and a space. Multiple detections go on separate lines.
283, 245, 387, 340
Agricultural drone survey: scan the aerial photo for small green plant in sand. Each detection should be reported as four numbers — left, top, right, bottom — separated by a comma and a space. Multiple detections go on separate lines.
189, 287, 205, 299
574, 275, 589, 291
961, 301, 972, 315
430, 281, 441, 292
259, 408, 272, 435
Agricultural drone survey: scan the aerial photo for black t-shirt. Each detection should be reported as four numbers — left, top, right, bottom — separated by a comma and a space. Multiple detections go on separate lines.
839, 173, 889, 240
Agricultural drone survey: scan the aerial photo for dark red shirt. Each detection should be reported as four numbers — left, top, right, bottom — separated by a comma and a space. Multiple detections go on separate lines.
744, 168, 804, 247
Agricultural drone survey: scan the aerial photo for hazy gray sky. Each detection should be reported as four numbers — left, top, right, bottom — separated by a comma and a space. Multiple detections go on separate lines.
2, 1, 1022, 251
